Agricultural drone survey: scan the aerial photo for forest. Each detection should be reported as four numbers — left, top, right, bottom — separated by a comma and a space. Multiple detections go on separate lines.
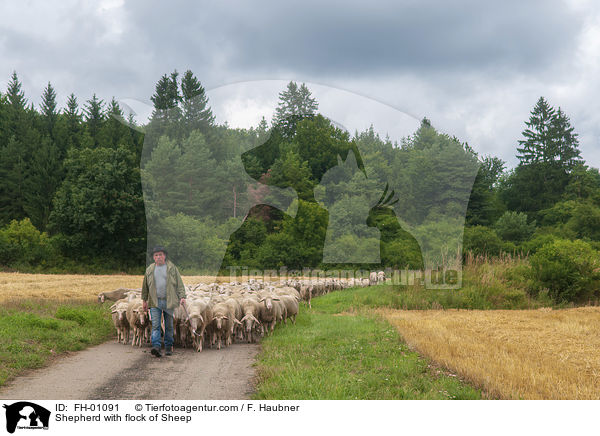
1, 71, 599, 303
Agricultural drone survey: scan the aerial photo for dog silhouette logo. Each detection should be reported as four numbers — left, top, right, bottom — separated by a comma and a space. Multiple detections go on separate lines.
2, 402, 50, 433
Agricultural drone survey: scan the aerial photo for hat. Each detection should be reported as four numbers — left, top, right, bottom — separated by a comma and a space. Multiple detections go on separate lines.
151, 245, 168, 255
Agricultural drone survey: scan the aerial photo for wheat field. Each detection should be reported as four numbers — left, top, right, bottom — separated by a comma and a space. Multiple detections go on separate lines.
0, 272, 218, 302
376, 307, 600, 399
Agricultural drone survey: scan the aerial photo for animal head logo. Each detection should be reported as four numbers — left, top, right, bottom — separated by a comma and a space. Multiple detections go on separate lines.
3, 402, 51, 434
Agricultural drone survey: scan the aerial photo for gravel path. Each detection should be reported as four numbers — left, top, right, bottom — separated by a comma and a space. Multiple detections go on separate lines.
0, 342, 260, 400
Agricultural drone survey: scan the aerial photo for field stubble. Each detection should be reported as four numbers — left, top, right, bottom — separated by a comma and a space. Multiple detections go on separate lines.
0, 272, 218, 303
376, 307, 600, 399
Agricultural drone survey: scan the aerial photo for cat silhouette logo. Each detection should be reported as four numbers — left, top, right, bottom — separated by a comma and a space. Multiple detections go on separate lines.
2, 402, 50, 433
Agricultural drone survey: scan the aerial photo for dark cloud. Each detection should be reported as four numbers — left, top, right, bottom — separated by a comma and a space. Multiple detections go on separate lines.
123, 0, 583, 80
0, 0, 597, 169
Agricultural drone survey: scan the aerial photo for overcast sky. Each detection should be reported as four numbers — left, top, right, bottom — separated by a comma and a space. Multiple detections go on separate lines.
1, 0, 600, 168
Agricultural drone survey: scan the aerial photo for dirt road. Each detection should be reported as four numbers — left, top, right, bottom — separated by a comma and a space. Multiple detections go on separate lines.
0, 342, 260, 400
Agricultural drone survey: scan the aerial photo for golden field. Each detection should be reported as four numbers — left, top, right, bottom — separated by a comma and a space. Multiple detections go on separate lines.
376, 307, 600, 399
0, 272, 218, 302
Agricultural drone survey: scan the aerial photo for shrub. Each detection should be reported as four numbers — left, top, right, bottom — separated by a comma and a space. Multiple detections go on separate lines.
463, 226, 503, 257
519, 232, 558, 255
529, 239, 600, 303
0, 218, 52, 266
566, 202, 600, 241
495, 211, 535, 243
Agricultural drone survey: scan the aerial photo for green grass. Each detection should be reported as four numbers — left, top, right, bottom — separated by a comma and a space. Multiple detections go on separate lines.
310, 283, 536, 313
0, 299, 113, 387
253, 289, 483, 400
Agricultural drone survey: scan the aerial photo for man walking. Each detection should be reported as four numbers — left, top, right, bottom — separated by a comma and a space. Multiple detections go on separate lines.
142, 246, 186, 357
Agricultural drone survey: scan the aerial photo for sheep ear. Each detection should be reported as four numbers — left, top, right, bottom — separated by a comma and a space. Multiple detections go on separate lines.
223, 316, 229, 320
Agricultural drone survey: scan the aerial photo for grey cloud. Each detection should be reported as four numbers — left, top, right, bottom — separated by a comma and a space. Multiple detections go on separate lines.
1, 0, 597, 170
123, 0, 583, 81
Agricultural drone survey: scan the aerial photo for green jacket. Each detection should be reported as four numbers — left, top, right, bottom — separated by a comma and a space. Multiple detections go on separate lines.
142, 259, 186, 310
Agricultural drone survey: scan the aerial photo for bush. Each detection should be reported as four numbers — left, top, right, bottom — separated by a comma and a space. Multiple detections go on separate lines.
463, 226, 503, 257
519, 232, 558, 255
495, 211, 535, 243
566, 202, 600, 241
529, 239, 600, 303
0, 218, 53, 266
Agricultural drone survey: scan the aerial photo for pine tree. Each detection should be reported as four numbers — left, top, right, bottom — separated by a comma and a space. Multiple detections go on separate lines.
5, 72, 28, 136
256, 116, 269, 143
0, 91, 7, 149
40, 82, 58, 135
6, 71, 26, 110
150, 74, 173, 116
409, 118, 438, 150
64, 93, 81, 148
180, 70, 214, 134
553, 107, 581, 170
65, 94, 80, 124
272, 81, 318, 138
517, 97, 583, 172
0, 136, 28, 223
23, 137, 63, 230
148, 71, 182, 140
83, 94, 105, 147
517, 97, 556, 165
167, 71, 181, 111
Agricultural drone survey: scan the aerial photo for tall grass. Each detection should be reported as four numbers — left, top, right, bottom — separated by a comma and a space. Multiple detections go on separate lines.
317, 253, 556, 311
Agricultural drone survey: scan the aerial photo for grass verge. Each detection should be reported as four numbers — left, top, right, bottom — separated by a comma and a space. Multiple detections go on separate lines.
0, 299, 113, 387
253, 289, 483, 399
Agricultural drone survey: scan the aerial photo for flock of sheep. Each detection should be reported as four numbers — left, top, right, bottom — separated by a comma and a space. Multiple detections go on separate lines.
99, 271, 387, 352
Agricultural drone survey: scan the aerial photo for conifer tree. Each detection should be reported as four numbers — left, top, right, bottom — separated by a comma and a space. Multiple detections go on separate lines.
83, 93, 105, 147
40, 82, 58, 135
148, 71, 182, 139
150, 73, 173, 116
23, 137, 63, 230
63, 93, 81, 148
6, 71, 26, 110
272, 81, 318, 138
5, 72, 28, 136
102, 97, 127, 148
553, 107, 581, 170
180, 69, 214, 133
0, 136, 28, 223
516, 97, 581, 170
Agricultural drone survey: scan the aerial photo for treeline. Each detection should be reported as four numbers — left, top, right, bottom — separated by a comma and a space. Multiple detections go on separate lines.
0, 72, 145, 271
1, 72, 600, 303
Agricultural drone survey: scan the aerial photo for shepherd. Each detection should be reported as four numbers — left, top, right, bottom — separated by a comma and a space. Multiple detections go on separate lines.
141, 246, 186, 357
